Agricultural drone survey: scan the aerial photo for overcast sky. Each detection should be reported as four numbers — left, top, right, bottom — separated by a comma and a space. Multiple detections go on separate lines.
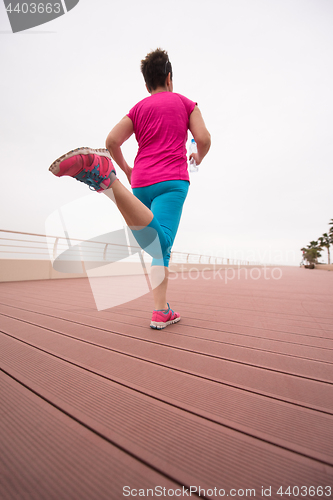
1, 0, 332, 265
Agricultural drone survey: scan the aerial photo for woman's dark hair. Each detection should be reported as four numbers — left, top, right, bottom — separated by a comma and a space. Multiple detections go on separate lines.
141, 48, 172, 91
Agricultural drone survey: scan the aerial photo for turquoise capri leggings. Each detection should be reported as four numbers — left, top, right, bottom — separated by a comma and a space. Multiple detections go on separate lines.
131, 180, 189, 267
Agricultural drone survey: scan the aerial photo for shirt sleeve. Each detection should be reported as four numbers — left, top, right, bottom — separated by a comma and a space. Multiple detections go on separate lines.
127, 105, 135, 123
176, 93, 197, 117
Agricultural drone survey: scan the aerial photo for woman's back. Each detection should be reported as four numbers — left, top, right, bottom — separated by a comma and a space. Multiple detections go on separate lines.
128, 92, 196, 188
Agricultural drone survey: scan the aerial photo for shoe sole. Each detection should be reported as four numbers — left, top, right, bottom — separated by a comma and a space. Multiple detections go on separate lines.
150, 316, 181, 329
49, 147, 112, 173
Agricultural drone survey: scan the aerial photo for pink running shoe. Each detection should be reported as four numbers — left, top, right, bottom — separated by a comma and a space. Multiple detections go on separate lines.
49, 147, 116, 192
150, 303, 181, 329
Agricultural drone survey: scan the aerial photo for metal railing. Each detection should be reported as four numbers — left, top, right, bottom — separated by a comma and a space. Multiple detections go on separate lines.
0, 229, 257, 266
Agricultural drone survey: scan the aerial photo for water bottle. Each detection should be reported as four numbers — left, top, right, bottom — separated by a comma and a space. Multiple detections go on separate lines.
189, 138, 199, 173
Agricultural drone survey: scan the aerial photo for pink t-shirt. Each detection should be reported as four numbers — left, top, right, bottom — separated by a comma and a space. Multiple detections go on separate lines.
127, 92, 196, 188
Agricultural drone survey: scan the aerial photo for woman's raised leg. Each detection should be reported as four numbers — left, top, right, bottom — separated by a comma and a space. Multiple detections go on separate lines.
103, 179, 153, 228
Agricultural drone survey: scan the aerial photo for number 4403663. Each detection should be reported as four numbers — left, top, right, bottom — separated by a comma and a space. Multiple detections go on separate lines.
5, 3, 61, 14
277, 485, 331, 496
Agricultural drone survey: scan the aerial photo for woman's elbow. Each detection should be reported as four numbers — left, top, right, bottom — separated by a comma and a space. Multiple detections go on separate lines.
105, 134, 118, 152
198, 131, 211, 150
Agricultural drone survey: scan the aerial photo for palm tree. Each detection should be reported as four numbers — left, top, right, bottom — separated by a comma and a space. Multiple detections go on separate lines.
301, 241, 322, 266
318, 233, 331, 265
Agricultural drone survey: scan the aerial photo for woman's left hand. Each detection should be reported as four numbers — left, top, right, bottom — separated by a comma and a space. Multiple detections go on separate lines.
189, 152, 201, 166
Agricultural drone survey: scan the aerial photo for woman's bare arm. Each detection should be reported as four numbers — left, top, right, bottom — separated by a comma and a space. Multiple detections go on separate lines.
188, 106, 211, 165
106, 116, 134, 183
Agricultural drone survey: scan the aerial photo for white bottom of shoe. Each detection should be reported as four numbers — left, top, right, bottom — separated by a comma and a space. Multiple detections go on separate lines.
49, 147, 112, 175
150, 316, 181, 329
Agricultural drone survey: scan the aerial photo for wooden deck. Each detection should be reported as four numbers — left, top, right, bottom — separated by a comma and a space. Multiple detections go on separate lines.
0, 266, 332, 499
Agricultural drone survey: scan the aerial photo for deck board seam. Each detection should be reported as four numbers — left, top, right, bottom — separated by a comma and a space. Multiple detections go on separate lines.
2, 361, 333, 469
1, 290, 332, 325
2, 302, 333, 346
1, 298, 332, 338
0, 368, 204, 498
2, 330, 333, 417
1, 311, 333, 377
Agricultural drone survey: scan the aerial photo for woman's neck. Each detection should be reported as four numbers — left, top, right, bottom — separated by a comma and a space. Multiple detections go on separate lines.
150, 86, 168, 95
150, 75, 173, 95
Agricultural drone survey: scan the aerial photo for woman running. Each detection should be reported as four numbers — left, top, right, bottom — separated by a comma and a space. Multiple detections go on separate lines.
49, 48, 211, 329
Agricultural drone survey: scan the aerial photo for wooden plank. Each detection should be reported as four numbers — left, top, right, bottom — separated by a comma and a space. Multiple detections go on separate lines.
1, 339, 332, 495
1, 328, 333, 466
1, 306, 332, 389
0, 371, 180, 500
1, 302, 333, 366
1, 298, 333, 351
1, 313, 333, 411
1, 267, 333, 499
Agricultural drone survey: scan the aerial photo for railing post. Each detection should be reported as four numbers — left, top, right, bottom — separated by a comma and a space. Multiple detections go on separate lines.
103, 244, 109, 261
53, 238, 59, 259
